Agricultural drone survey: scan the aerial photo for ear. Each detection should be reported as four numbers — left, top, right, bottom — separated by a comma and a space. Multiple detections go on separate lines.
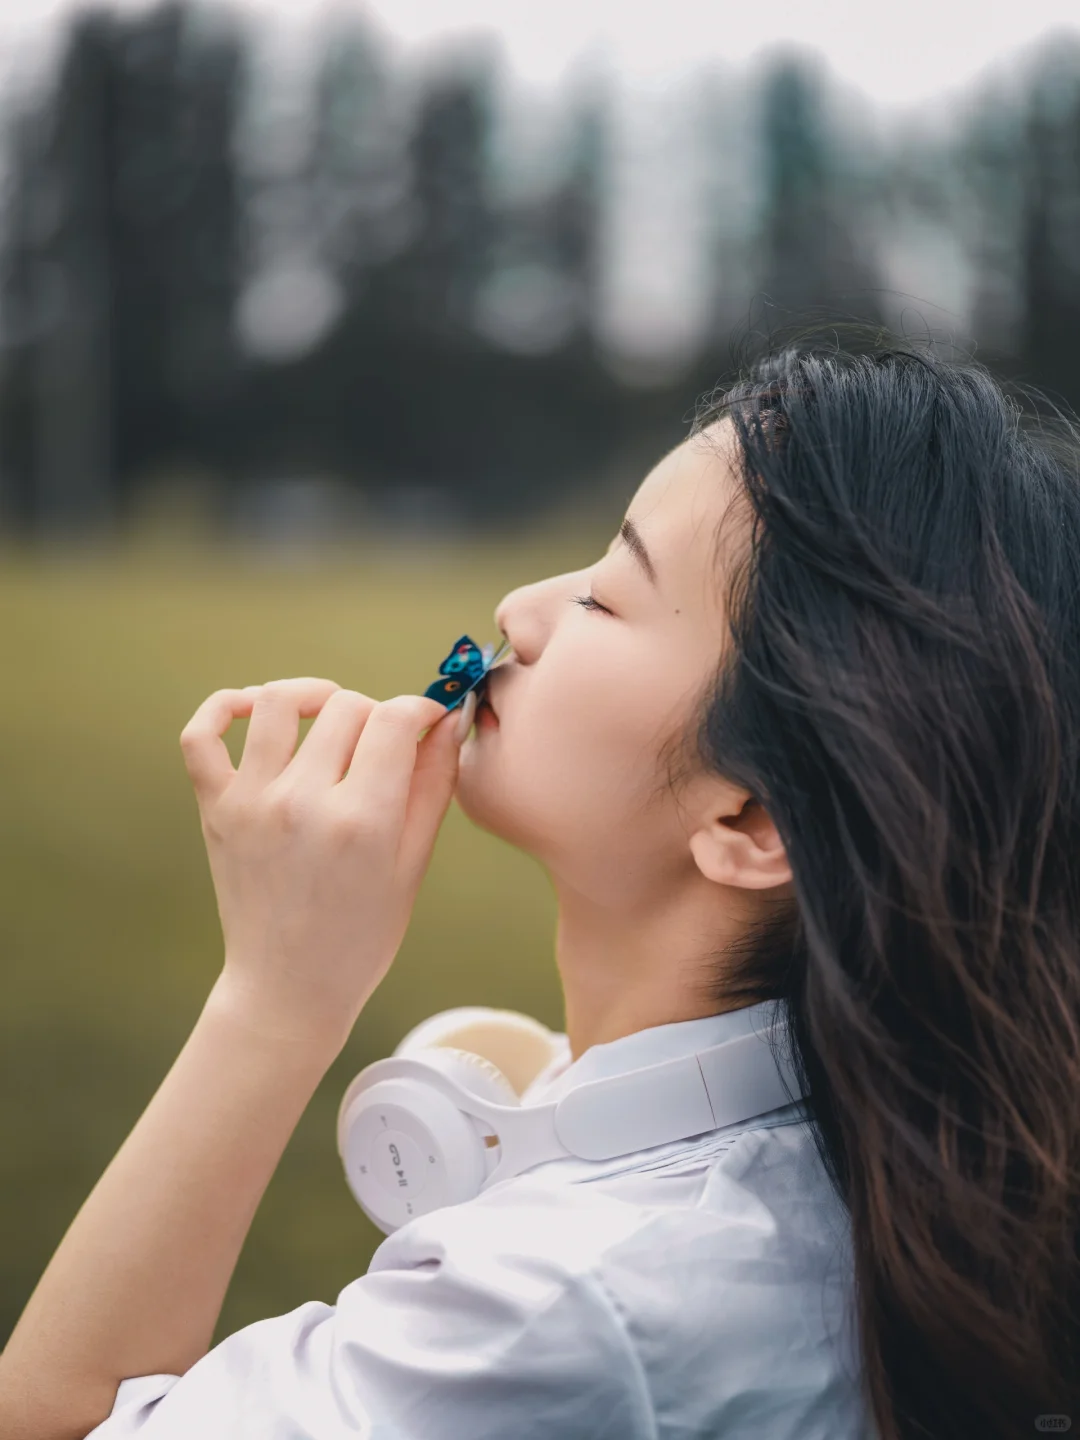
688, 795, 793, 890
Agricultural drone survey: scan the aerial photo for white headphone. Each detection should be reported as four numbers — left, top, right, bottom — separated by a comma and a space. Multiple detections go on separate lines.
337, 1002, 804, 1234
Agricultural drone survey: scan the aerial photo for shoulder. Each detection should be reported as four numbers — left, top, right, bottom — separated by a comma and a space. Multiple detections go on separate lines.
374, 1113, 868, 1440
583, 1118, 867, 1440
331, 1187, 657, 1439
368, 1157, 656, 1284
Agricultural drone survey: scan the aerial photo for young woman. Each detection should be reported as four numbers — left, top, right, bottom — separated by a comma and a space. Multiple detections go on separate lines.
1, 337, 1077, 1440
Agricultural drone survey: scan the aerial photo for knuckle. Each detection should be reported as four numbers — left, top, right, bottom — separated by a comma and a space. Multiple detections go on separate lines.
324, 805, 356, 841
375, 697, 414, 729
179, 722, 204, 754
327, 804, 377, 845
268, 784, 309, 831
205, 686, 238, 712
258, 677, 342, 708
328, 687, 366, 710
285, 676, 340, 694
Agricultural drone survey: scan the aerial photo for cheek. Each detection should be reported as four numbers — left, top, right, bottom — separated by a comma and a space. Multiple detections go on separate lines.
456, 662, 669, 850
510, 637, 645, 772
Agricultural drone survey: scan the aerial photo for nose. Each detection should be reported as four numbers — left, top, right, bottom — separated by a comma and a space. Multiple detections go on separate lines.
494, 566, 591, 666
493, 581, 534, 659
494, 576, 552, 666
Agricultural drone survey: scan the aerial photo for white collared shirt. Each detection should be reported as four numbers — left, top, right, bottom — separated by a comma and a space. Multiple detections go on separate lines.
87, 1000, 873, 1439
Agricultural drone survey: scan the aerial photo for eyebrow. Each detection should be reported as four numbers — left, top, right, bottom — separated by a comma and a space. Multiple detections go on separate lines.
616, 516, 658, 587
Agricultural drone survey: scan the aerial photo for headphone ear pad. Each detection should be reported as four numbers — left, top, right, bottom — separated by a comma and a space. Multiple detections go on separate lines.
419, 1046, 521, 1110
393, 1007, 563, 1095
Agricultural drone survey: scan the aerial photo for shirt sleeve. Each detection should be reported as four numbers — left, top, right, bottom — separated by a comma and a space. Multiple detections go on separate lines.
84, 1187, 656, 1440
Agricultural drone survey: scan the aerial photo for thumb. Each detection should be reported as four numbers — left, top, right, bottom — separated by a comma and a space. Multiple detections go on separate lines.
399, 695, 471, 880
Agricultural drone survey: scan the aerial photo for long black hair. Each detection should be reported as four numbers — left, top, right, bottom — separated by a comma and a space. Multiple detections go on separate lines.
682, 332, 1080, 1437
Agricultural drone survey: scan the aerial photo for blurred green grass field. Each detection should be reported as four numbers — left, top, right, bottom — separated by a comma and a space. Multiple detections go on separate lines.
0, 513, 611, 1347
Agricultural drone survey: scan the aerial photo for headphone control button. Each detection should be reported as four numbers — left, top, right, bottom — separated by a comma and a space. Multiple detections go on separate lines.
371, 1127, 429, 1199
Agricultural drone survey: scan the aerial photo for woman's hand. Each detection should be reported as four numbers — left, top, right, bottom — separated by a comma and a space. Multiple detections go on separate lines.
180, 677, 472, 1055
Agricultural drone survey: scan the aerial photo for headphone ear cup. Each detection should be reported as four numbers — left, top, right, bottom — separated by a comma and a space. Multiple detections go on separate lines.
338, 1023, 544, 1234
418, 1048, 519, 1184
394, 1007, 501, 1057
421, 1046, 521, 1109
394, 1007, 564, 1095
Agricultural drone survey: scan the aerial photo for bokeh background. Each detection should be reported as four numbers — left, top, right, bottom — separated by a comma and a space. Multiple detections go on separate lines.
3, 0, 1080, 1347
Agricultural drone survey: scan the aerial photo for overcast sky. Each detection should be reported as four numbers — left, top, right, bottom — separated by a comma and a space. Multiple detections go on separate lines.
0, 0, 1079, 108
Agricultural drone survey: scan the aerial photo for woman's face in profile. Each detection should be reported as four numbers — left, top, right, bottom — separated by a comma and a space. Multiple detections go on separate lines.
454, 420, 750, 901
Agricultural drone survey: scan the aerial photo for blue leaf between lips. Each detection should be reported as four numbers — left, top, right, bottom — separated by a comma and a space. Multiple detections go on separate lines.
423, 634, 496, 712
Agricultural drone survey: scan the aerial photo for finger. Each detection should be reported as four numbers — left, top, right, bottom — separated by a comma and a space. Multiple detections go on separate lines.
399, 703, 464, 879
285, 688, 377, 788
180, 688, 261, 804
339, 695, 450, 827
237, 677, 342, 788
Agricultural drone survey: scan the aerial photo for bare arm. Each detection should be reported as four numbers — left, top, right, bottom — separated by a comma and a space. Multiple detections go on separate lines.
0, 982, 333, 1440
0, 676, 464, 1440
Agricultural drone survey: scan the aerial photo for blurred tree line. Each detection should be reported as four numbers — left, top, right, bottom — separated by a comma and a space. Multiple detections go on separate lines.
1, 1, 1079, 539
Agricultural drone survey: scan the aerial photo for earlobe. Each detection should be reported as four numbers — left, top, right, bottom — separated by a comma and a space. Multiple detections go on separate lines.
688, 805, 793, 891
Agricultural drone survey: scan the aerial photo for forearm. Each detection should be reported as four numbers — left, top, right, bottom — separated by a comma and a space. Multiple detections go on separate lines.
0, 976, 337, 1440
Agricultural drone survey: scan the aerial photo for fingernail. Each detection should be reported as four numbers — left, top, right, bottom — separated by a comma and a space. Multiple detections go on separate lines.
453, 690, 477, 744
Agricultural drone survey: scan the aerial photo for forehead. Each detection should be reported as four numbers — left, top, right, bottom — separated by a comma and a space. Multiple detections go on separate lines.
629, 420, 745, 573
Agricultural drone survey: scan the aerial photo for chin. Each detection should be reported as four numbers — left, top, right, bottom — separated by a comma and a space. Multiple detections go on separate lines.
453, 748, 502, 830
454, 752, 539, 853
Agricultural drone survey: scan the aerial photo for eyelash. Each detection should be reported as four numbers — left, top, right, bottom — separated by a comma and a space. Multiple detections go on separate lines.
570, 594, 613, 616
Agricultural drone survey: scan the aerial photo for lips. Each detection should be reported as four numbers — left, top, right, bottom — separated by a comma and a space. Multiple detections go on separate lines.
476, 677, 501, 721
478, 659, 512, 721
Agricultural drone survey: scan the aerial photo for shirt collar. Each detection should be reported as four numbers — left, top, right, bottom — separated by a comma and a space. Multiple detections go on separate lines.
522, 997, 788, 1107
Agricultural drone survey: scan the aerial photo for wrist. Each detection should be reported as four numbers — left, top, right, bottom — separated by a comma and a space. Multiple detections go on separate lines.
203, 971, 351, 1071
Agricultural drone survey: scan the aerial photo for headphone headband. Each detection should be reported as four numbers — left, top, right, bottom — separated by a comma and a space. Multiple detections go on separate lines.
554, 1021, 801, 1161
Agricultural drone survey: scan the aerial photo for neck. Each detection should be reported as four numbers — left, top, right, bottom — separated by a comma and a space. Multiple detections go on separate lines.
553, 876, 754, 1061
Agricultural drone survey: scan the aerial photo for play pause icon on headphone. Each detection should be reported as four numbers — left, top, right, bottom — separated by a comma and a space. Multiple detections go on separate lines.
370, 1130, 431, 1196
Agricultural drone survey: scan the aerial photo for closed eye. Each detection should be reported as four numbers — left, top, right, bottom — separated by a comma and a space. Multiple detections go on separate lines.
570, 594, 613, 616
